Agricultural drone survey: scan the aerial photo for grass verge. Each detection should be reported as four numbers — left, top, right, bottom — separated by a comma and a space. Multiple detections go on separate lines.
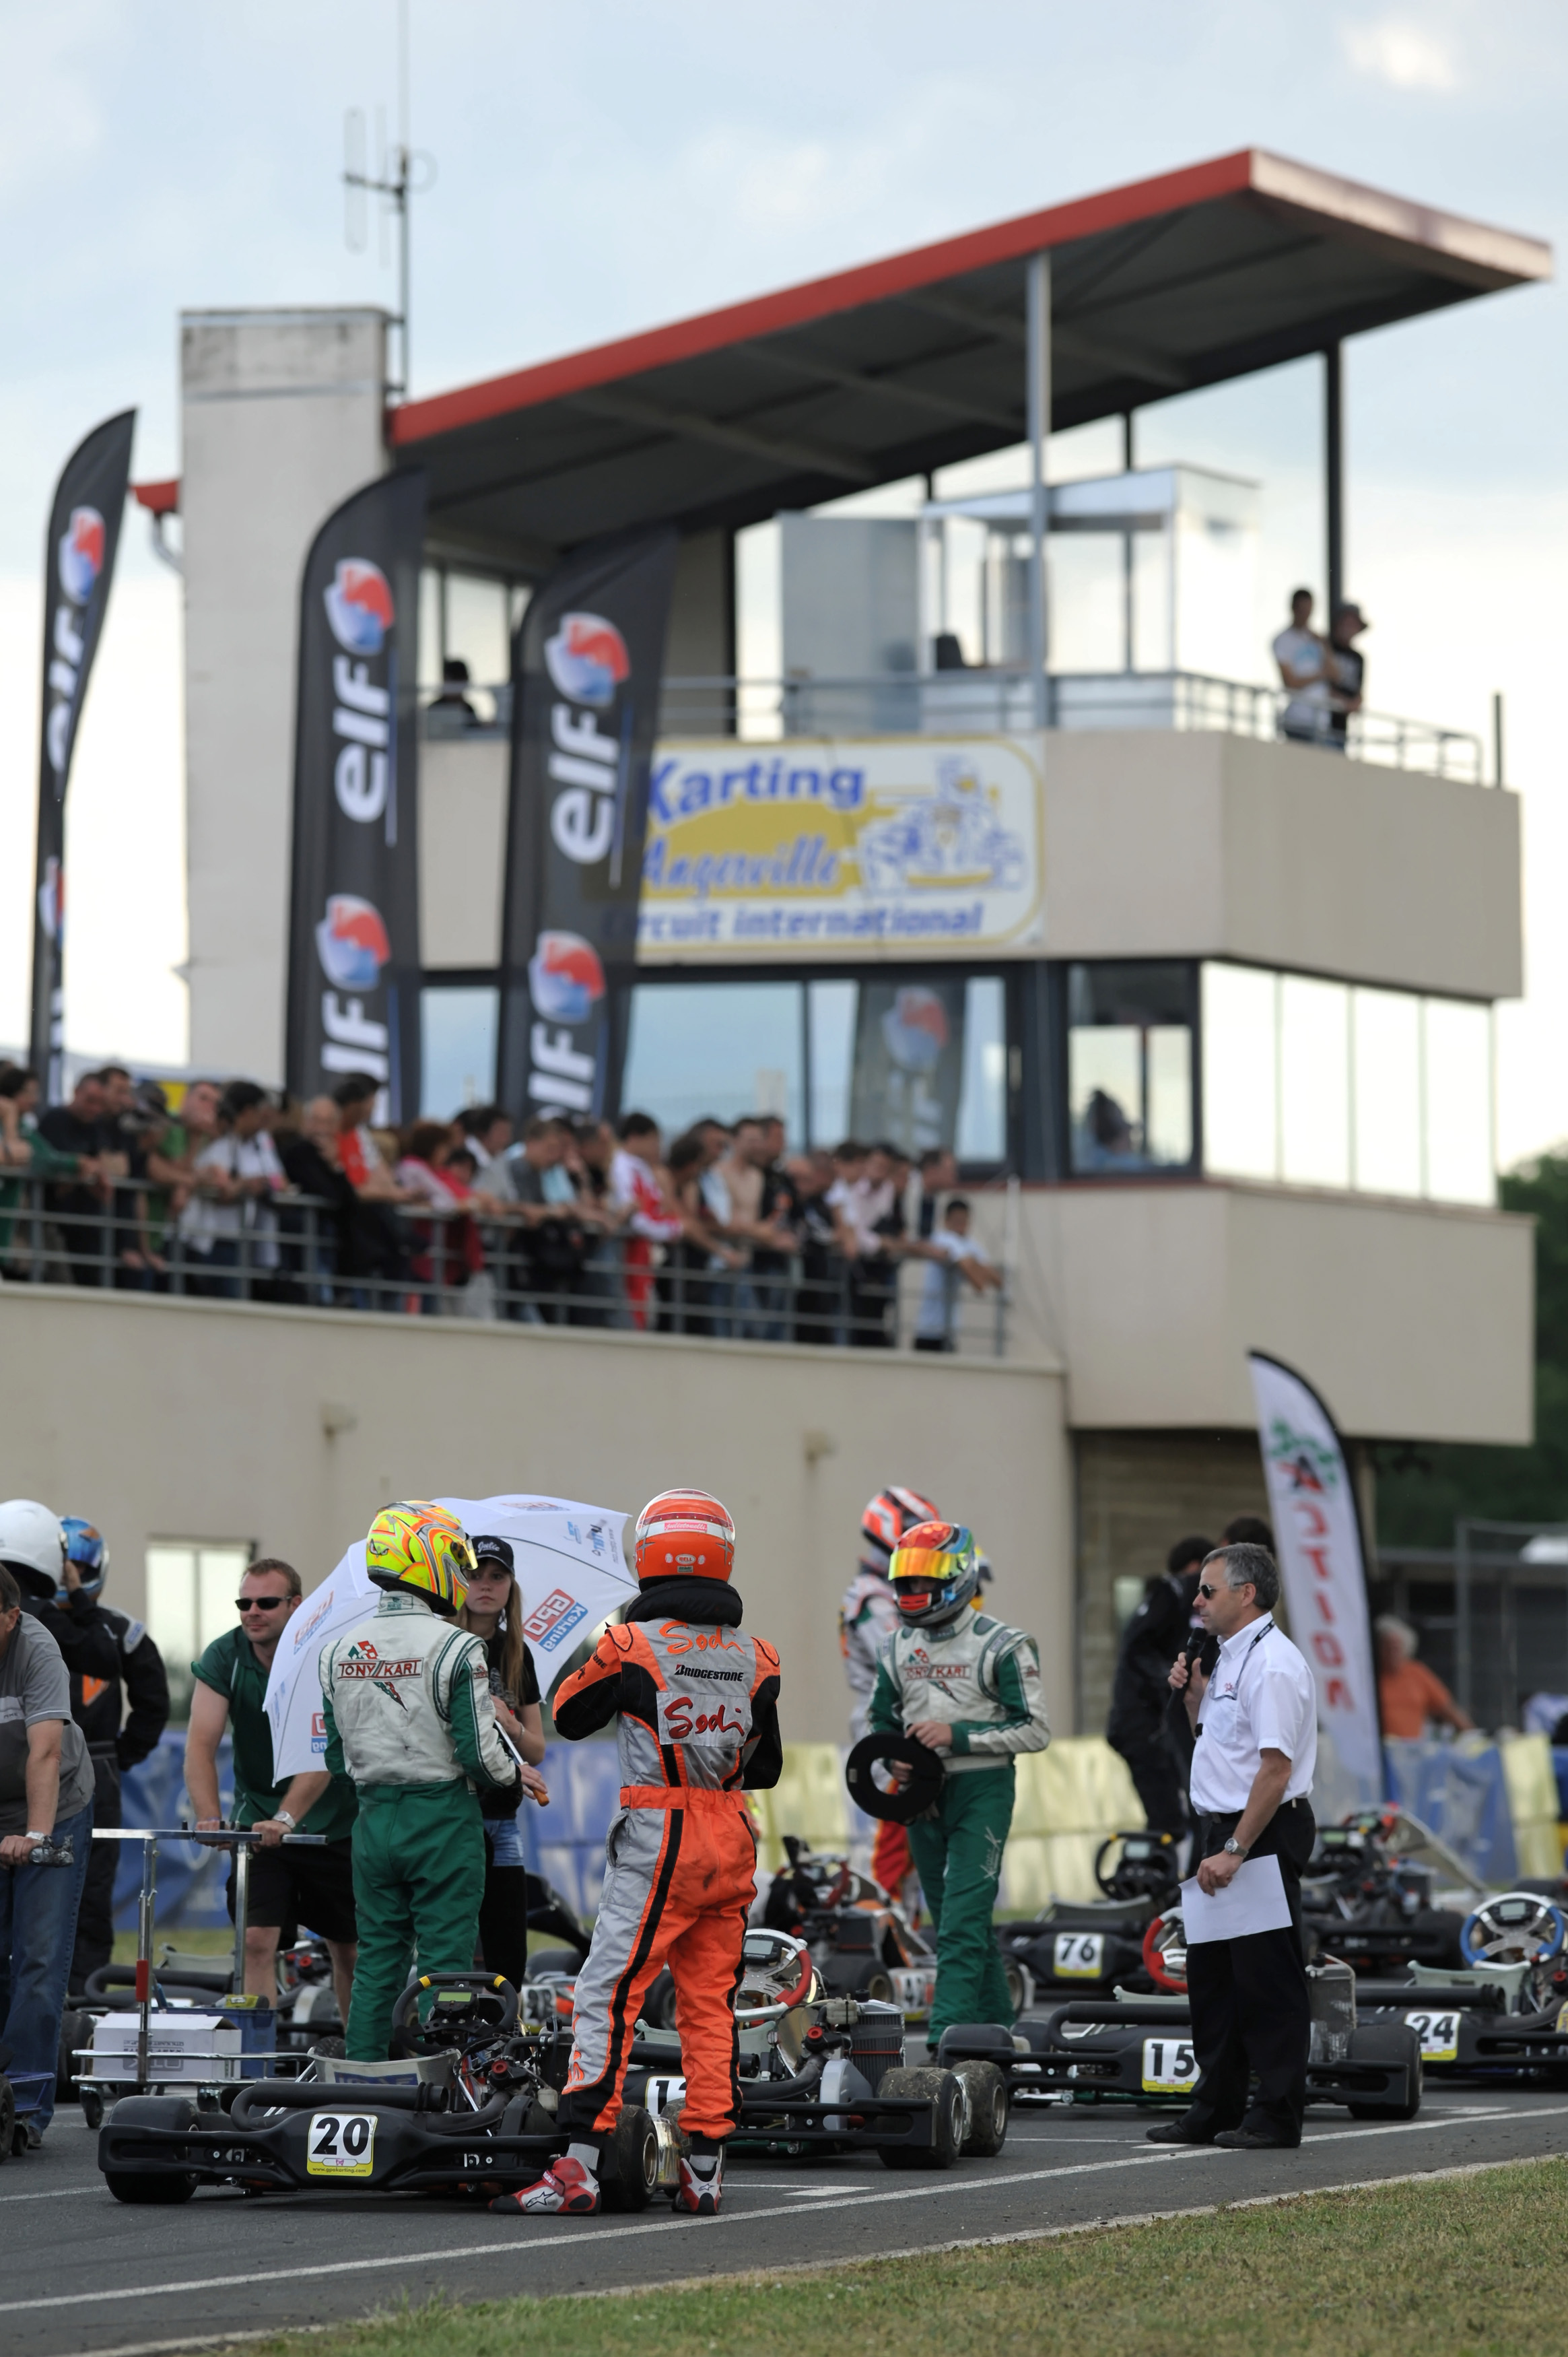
176, 2154, 1568, 2357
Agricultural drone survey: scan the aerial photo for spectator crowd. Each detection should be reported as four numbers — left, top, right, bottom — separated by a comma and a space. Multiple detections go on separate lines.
0, 1063, 1003, 1351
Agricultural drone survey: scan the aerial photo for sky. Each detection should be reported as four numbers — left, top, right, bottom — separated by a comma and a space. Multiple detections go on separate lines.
0, 0, 1565, 1163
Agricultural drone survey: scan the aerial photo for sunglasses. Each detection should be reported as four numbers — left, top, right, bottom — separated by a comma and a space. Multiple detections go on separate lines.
236, 1595, 289, 1614
1196, 1580, 1253, 1600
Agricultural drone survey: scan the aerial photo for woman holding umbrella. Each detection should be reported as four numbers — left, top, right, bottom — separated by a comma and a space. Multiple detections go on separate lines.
458, 1535, 549, 1985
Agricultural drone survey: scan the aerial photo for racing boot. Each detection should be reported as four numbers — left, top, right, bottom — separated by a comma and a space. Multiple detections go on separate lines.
490, 2155, 601, 2216
673, 2142, 724, 2216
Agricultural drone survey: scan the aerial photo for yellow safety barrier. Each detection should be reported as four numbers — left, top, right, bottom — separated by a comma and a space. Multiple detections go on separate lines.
1500, 1733, 1566, 1879
756, 1737, 1145, 1906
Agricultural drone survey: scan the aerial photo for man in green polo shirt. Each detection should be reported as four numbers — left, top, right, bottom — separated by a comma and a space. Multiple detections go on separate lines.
184, 1556, 358, 2025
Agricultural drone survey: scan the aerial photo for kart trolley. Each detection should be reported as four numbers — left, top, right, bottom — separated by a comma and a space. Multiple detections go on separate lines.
71, 1826, 329, 2127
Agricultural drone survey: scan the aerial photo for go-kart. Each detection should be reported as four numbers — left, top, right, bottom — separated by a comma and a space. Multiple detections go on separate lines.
758, 1837, 948, 2021
937, 1970, 1425, 2123
98, 1931, 1010, 2202
1349, 1889, 1568, 2084
998, 1830, 1181, 1999
1298, 1811, 1476, 1975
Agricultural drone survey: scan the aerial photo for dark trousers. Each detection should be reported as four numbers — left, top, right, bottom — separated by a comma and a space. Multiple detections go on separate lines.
1110, 1729, 1188, 1838
477, 1859, 531, 1989
1183, 1797, 1314, 2144
70, 1754, 121, 1993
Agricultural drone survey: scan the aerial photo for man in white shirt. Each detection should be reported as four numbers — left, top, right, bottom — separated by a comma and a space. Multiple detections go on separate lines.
1272, 589, 1330, 745
1151, 1541, 1316, 2150
914, 1199, 1002, 1352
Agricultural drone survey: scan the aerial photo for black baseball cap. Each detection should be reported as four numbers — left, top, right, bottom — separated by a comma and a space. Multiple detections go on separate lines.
471, 1534, 514, 1573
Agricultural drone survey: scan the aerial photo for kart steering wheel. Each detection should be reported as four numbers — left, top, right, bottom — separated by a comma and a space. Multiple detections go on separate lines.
391, 1971, 520, 2040
1142, 1907, 1188, 1993
1095, 1830, 1180, 1902
733, 1928, 817, 2022
1460, 1892, 1567, 1970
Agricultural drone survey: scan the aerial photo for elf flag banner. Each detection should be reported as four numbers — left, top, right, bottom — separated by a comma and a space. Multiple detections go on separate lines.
30, 410, 137, 1098
1248, 1350, 1382, 1789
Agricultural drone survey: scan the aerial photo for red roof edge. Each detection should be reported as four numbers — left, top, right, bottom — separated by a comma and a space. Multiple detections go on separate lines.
390, 151, 1261, 448
133, 477, 180, 516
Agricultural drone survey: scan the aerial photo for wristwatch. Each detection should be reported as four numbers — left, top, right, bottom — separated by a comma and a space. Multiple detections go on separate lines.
274, 1808, 298, 1831
1222, 1836, 1248, 1857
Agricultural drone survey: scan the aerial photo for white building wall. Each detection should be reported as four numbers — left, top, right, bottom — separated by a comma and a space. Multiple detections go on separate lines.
181, 310, 388, 1080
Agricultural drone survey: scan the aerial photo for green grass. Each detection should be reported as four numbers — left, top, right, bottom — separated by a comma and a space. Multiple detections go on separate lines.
198, 2156, 1568, 2357
111, 1925, 236, 1962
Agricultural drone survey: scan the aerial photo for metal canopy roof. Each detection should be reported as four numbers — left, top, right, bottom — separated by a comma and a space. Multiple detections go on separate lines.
391, 148, 1549, 573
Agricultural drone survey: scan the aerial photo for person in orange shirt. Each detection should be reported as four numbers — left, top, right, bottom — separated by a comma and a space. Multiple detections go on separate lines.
1375, 1616, 1473, 1740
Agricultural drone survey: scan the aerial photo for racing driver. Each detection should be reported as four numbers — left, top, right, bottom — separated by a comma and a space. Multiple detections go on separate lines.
840, 1486, 936, 1902
493, 1486, 781, 2220
320, 1501, 520, 2060
870, 1522, 1048, 2050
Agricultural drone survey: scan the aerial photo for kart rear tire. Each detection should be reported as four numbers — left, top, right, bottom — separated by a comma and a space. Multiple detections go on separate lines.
1002, 1960, 1029, 2016
1345, 2024, 1423, 2122
876, 2066, 963, 2171
955, 2059, 1009, 2156
105, 2170, 199, 2203
858, 1968, 895, 2004
600, 2104, 658, 2211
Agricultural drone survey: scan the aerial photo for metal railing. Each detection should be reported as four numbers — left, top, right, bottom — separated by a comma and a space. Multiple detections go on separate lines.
420, 671, 1484, 782
0, 1175, 1011, 1357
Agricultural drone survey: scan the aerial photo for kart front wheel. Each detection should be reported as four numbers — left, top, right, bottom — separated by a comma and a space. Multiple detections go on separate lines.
876, 2066, 963, 2171
1345, 2025, 1423, 2122
955, 2059, 1009, 2156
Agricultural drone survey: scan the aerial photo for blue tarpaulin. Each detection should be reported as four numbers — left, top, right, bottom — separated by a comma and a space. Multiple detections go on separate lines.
1383, 1737, 1519, 1885
116, 1729, 619, 1930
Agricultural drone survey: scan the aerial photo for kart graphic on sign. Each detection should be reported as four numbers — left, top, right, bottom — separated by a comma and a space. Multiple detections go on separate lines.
854, 759, 1025, 894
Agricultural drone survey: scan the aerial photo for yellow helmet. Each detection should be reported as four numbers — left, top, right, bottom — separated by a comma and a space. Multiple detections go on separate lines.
365, 1500, 475, 1618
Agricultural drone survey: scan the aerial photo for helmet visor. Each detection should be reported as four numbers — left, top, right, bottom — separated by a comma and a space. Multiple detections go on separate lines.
889, 1541, 970, 1593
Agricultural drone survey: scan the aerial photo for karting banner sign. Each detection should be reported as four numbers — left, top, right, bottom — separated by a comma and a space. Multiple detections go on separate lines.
285, 469, 426, 1122
637, 735, 1045, 963
1248, 1350, 1382, 1790
496, 527, 679, 1120
30, 410, 137, 1096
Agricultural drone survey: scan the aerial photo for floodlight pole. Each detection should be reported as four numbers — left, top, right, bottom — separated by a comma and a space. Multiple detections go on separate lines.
1324, 341, 1344, 622
1026, 251, 1052, 731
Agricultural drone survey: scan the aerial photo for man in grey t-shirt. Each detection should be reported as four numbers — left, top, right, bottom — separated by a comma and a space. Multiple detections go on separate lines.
0, 1564, 96, 2144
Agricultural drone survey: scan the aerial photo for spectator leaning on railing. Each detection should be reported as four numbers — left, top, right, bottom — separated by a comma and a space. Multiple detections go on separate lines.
611, 1112, 686, 1330
35, 1068, 114, 1287
177, 1080, 285, 1299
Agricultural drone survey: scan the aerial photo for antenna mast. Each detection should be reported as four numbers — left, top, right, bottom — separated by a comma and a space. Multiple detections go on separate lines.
343, 0, 434, 401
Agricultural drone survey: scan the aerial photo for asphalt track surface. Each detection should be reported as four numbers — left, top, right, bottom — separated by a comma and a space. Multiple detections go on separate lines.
10, 2072, 1568, 2357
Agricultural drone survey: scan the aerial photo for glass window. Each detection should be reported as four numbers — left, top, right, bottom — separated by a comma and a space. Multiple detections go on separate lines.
146, 1541, 253, 1721
1352, 988, 1421, 1197
1424, 999, 1493, 1205
444, 573, 510, 695
420, 986, 498, 1118
808, 979, 856, 1147
1280, 975, 1350, 1189
623, 981, 805, 1145
1201, 963, 1278, 1180
956, 976, 1007, 1162
1068, 962, 1195, 1174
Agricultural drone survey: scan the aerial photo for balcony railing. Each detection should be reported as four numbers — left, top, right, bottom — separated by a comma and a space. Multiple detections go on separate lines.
0, 1178, 1011, 1358
422, 671, 1484, 782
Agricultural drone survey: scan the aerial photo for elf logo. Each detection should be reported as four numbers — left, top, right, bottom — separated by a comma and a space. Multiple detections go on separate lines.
316, 894, 393, 1089
45, 507, 108, 777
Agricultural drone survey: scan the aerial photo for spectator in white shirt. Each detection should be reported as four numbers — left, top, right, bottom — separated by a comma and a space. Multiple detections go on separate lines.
914, 1199, 1002, 1352
178, 1082, 285, 1298
1272, 589, 1330, 745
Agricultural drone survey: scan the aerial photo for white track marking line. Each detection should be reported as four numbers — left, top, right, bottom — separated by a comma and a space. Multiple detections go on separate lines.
19, 2101, 1568, 2316
49, 2147, 1568, 2357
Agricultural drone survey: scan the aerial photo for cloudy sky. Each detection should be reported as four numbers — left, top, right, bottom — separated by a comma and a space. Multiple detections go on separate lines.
0, 1, 1563, 1162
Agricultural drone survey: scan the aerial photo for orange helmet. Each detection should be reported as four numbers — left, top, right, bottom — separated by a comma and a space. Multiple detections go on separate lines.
634, 1488, 735, 1583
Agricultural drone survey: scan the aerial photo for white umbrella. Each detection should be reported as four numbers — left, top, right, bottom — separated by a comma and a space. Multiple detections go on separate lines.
264, 1492, 634, 1781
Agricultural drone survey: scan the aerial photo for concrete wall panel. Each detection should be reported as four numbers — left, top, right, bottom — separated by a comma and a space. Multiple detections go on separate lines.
0, 1290, 1072, 1744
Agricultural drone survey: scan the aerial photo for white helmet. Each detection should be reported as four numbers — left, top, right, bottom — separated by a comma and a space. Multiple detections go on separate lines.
0, 1499, 66, 1601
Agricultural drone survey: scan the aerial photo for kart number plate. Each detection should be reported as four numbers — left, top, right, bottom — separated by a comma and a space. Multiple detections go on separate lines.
1141, 2036, 1198, 2093
306, 2112, 378, 2177
1403, 2010, 1460, 2063
1054, 1933, 1105, 1979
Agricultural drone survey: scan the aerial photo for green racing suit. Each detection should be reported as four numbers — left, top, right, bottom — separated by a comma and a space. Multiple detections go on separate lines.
868, 1606, 1049, 2046
320, 1589, 518, 2058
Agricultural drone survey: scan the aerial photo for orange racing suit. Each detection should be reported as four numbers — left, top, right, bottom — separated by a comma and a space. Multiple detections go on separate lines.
553, 1581, 782, 2144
